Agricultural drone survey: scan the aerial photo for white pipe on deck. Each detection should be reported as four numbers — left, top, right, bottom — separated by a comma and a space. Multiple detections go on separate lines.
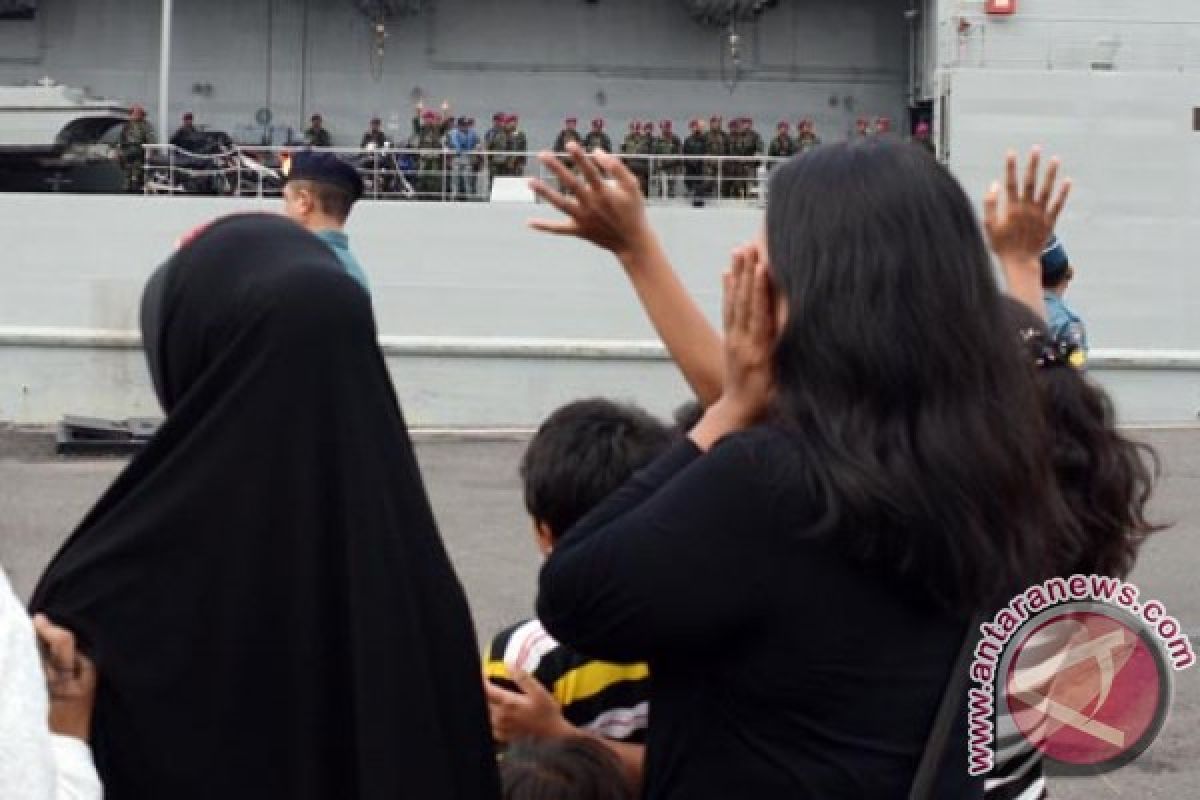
158, 0, 173, 138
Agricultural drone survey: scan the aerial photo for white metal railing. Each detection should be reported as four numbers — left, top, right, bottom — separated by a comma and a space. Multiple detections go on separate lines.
140, 144, 793, 205
944, 15, 1200, 72
5, 326, 1200, 371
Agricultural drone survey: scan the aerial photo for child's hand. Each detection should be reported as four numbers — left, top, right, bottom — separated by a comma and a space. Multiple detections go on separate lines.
984, 147, 1072, 293
33, 614, 97, 741
483, 667, 575, 744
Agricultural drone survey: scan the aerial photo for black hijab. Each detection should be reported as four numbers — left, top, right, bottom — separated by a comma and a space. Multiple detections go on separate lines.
31, 214, 499, 800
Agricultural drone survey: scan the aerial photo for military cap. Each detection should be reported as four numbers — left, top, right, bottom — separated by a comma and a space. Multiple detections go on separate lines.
287, 151, 363, 201
1041, 235, 1070, 286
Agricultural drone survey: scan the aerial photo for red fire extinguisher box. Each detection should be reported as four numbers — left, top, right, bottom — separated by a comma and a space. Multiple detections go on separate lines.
986, 0, 1017, 13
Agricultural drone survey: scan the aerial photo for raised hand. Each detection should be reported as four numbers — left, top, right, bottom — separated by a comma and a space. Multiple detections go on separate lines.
984, 147, 1072, 315
528, 141, 653, 260
690, 244, 777, 449
719, 244, 776, 426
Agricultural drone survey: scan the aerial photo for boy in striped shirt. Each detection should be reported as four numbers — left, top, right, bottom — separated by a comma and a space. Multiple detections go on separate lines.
484, 398, 674, 783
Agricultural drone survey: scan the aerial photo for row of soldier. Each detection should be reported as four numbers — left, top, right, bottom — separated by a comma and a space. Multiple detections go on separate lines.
118, 100, 931, 199
386, 110, 922, 200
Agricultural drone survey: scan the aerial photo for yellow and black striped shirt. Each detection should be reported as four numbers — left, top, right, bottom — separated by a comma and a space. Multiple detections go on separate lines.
485, 618, 650, 743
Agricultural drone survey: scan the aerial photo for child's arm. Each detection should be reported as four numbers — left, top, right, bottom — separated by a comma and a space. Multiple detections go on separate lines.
483, 667, 645, 788
529, 142, 724, 406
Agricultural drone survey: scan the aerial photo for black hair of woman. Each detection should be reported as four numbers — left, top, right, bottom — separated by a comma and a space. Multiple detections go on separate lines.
763, 139, 1080, 613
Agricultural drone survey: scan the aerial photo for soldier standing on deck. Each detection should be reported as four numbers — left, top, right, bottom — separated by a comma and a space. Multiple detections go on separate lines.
118, 104, 156, 193
724, 118, 743, 197
652, 119, 683, 198
741, 117, 764, 197
705, 115, 729, 198
506, 114, 528, 177
620, 121, 650, 196
584, 118, 612, 153
414, 109, 445, 197
484, 112, 505, 150
683, 118, 708, 200
796, 119, 822, 153
768, 121, 797, 165
553, 117, 583, 153
305, 114, 333, 148
360, 117, 387, 149
486, 113, 511, 188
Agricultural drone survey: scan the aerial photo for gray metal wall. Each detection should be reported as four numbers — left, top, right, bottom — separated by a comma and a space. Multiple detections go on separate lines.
0, 0, 914, 147
1, 193, 1197, 426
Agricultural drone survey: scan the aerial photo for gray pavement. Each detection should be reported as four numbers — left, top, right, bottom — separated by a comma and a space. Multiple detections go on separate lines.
1, 426, 1197, 797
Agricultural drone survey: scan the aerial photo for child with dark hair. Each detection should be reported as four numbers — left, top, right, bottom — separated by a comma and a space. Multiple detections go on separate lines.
484, 398, 674, 785
1040, 234, 1087, 361
501, 737, 634, 800
983, 314, 1159, 800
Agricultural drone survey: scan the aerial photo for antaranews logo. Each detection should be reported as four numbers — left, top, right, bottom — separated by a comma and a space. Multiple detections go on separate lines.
966, 575, 1195, 777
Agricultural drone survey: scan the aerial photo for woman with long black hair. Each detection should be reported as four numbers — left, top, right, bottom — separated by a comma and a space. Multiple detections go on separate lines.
29, 214, 500, 800
526, 140, 1080, 798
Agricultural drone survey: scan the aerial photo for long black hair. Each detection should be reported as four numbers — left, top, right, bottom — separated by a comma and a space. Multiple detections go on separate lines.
1003, 299, 1162, 578
764, 140, 1076, 613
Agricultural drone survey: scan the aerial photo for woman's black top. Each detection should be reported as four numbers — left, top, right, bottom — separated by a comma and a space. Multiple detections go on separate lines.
538, 428, 982, 800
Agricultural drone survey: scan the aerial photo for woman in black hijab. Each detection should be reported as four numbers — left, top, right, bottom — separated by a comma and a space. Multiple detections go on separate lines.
31, 214, 500, 800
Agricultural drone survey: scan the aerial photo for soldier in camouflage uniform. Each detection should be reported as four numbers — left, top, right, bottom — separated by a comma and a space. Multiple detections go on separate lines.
304, 114, 333, 148
651, 119, 683, 198
768, 121, 796, 167
723, 118, 743, 198
484, 112, 505, 151
486, 114, 511, 189
705, 115, 729, 198
739, 118, 764, 198
553, 117, 583, 153
117, 104, 156, 193
796, 119, 822, 153
682, 118, 709, 199
413, 109, 445, 198
727, 117, 760, 199
505, 114, 528, 177
620, 121, 651, 196
584, 118, 612, 153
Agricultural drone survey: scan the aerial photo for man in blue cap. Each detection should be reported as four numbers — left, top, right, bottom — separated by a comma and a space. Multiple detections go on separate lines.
1041, 234, 1087, 359
282, 151, 370, 292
